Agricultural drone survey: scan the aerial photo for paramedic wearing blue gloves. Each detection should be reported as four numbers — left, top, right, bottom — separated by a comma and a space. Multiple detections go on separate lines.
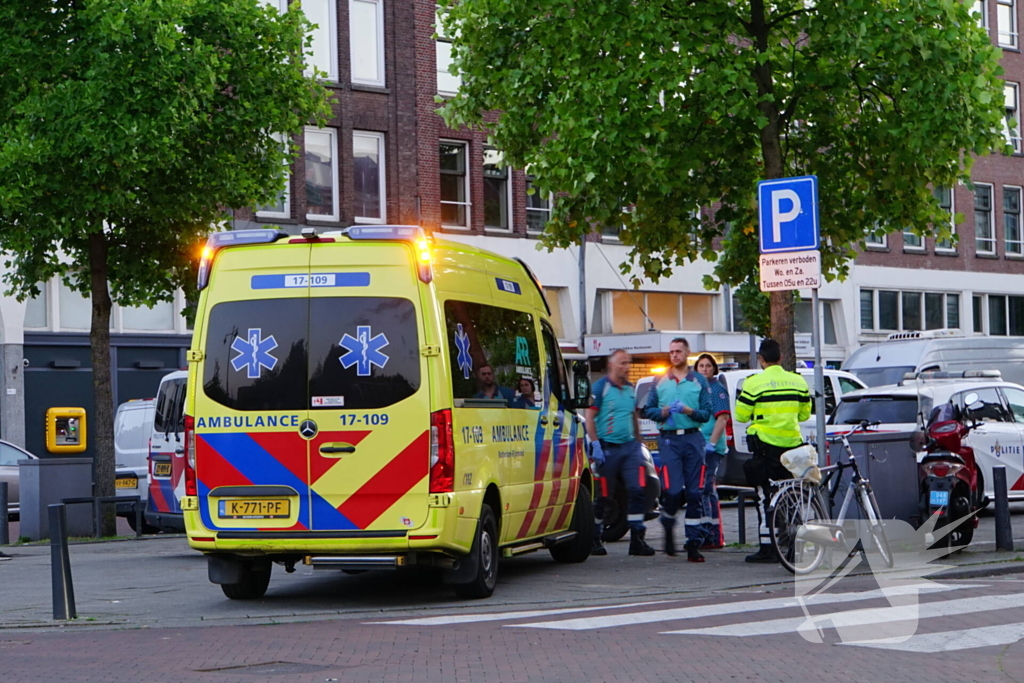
643, 337, 712, 562
586, 349, 656, 557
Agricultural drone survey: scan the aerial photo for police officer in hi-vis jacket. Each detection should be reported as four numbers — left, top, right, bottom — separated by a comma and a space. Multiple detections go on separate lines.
642, 337, 712, 562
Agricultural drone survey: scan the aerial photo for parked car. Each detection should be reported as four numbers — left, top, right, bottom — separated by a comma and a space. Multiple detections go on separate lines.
0, 440, 39, 519
114, 398, 156, 531
635, 368, 866, 487
842, 329, 1024, 387
830, 370, 1024, 505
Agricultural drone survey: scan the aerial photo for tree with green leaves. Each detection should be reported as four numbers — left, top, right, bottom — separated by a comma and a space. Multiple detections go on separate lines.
0, 0, 331, 532
439, 0, 1008, 368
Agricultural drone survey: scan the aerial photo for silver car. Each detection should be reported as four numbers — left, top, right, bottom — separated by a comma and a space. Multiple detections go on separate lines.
1, 440, 38, 519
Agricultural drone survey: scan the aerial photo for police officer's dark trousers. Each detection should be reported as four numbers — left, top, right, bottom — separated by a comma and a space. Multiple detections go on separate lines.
743, 434, 794, 559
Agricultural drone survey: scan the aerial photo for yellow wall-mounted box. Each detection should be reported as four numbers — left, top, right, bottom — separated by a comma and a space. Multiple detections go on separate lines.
45, 407, 87, 454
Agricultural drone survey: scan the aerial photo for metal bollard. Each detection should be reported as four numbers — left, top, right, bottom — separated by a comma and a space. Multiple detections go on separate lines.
0, 482, 8, 546
994, 467, 1014, 552
737, 491, 747, 545
48, 504, 77, 620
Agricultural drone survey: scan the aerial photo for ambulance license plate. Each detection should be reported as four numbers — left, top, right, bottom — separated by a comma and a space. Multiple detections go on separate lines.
154, 463, 172, 477
115, 477, 138, 489
644, 440, 659, 452
218, 499, 290, 519
929, 490, 950, 507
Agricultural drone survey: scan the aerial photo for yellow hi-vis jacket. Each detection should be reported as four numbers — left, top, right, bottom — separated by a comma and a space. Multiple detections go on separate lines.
734, 365, 812, 448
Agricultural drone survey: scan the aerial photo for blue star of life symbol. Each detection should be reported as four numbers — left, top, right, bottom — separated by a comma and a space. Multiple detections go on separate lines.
230, 328, 279, 379
339, 325, 390, 377
455, 323, 473, 379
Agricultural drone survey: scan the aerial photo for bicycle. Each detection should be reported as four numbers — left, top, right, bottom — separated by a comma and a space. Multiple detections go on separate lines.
768, 421, 894, 575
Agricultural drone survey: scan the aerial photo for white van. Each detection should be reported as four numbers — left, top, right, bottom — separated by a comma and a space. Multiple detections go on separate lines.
843, 330, 1024, 387
114, 398, 156, 531
145, 370, 188, 533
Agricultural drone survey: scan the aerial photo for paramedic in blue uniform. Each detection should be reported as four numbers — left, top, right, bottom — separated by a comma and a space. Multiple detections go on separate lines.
586, 349, 656, 557
643, 337, 712, 562
696, 353, 729, 549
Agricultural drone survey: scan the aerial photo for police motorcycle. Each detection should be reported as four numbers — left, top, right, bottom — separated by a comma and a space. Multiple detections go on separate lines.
910, 392, 984, 549
589, 438, 662, 542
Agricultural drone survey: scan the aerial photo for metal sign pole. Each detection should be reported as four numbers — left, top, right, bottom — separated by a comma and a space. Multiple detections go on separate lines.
579, 234, 587, 353
812, 289, 826, 466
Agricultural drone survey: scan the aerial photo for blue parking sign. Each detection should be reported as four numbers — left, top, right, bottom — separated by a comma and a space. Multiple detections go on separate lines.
758, 176, 820, 254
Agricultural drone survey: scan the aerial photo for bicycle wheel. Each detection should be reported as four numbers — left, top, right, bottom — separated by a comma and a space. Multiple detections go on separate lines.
769, 486, 828, 575
857, 485, 894, 568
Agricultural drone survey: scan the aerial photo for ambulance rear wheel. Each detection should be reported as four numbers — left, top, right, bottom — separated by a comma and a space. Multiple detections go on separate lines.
550, 484, 594, 563
221, 560, 272, 600
454, 505, 498, 599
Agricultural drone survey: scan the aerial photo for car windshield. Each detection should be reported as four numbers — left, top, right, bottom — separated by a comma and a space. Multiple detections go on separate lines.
635, 381, 652, 408
848, 366, 916, 387
832, 395, 922, 425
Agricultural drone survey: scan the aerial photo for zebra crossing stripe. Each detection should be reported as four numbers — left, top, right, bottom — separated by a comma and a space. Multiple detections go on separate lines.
514, 583, 965, 631
365, 600, 668, 626
842, 622, 1024, 653
662, 590, 1024, 638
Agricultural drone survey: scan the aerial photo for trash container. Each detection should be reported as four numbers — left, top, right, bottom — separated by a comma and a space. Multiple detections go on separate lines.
832, 432, 919, 526
18, 458, 94, 540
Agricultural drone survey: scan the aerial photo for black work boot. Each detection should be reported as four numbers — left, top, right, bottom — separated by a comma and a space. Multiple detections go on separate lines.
745, 544, 778, 564
685, 540, 705, 563
592, 524, 608, 556
661, 517, 677, 557
628, 527, 656, 556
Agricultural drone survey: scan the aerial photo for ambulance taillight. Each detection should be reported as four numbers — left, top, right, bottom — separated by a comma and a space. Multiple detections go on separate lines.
183, 415, 197, 496
429, 409, 454, 493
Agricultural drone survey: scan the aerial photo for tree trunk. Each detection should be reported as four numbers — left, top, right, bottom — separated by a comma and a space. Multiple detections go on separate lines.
751, 0, 796, 370
89, 232, 116, 537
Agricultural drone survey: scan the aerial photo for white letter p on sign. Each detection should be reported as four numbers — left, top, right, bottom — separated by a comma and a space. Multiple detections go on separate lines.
771, 189, 801, 243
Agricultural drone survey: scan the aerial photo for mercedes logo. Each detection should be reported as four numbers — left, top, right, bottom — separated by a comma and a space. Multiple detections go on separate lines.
299, 419, 318, 439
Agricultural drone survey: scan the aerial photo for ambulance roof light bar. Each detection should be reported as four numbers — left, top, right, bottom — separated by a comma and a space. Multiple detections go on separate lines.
197, 228, 288, 290
344, 225, 434, 283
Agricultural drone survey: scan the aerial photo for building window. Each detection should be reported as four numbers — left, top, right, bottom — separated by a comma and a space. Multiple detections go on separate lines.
305, 127, 339, 221
435, 10, 460, 95
794, 301, 838, 345
976, 184, 995, 254
353, 131, 385, 223
999, 0, 1018, 48
439, 141, 469, 228
256, 133, 291, 219
976, 0, 990, 27
606, 291, 713, 333
482, 148, 511, 231
859, 289, 874, 330
903, 228, 923, 249
304, 0, 338, 81
24, 285, 48, 329
862, 289, 961, 332
543, 288, 566, 339
1006, 83, 1021, 153
934, 186, 956, 251
350, 0, 384, 86
865, 228, 886, 248
974, 294, 985, 333
991, 295, 1008, 335
122, 301, 174, 331
1006, 186, 1022, 254
525, 175, 552, 233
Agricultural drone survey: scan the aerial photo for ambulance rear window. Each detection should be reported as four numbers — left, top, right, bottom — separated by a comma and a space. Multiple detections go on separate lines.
202, 297, 420, 411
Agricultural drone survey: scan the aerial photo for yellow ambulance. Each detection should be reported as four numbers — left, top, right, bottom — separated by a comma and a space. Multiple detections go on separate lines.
182, 225, 594, 600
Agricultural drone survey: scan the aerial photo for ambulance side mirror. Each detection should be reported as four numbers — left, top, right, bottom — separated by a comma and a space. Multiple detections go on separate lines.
571, 361, 592, 410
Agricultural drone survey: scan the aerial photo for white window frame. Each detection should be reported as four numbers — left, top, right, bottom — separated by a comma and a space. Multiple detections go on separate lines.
999, 0, 1018, 48
256, 133, 291, 220
864, 227, 887, 248
350, 0, 385, 87
304, 126, 339, 222
439, 139, 470, 229
303, 0, 338, 82
525, 175, 553, 234
935, 186, 957, 253
975, 182, 996, 255
860, 288, 962, 332
1006, 185, 1024, 255
902, 227, 924, 251
1006, 82, 1021, 153
482, 148, 513, 233
352, 130, 386, 224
